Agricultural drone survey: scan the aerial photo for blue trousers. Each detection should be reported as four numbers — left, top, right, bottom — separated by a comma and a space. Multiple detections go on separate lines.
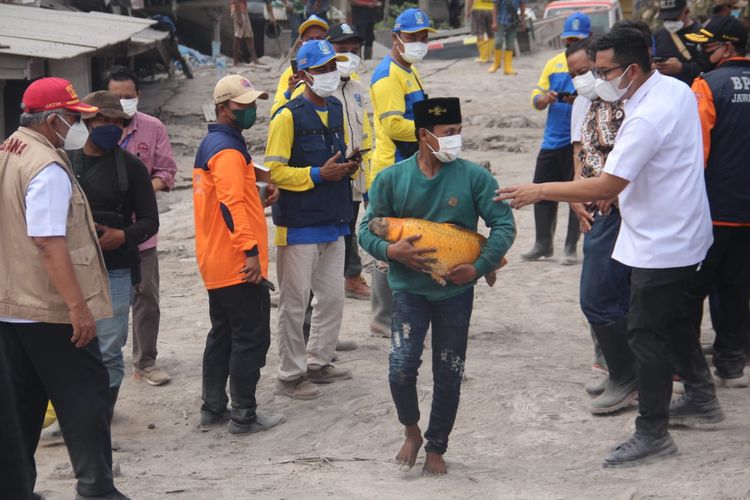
579, 208, 631, 326
389, 288, 474, 455
96, 268, 132, 388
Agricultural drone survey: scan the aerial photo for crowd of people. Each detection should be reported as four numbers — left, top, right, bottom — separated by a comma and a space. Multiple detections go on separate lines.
1, 1, 749, 498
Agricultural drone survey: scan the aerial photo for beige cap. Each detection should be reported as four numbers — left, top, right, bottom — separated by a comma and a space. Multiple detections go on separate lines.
213, 75, 269, 105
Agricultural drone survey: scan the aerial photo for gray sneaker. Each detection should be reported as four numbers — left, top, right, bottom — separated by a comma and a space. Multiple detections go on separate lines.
228, 411, 285, 435
602, 432, 678, 468
669, 395, 725, 426
335, 339, 358, 351
307, 365, 352, 384
275, 377, 321, 400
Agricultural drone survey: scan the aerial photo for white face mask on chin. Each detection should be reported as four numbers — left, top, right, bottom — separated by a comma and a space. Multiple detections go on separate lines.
398, 35, 428, 64
427, 130, 462, 163
307, 69, 341, 98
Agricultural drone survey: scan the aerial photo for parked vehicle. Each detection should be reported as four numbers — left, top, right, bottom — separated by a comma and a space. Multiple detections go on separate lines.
543, 0, 623, 35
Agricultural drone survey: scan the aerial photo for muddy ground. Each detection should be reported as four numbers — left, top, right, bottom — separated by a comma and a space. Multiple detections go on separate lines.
34, 49, 750, 499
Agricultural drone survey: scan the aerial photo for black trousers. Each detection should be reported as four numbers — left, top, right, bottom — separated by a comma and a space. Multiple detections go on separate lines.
0, 322, 114, 497
628, 266, 716, 437
532, 145, 575, 201
202, 282, 271, 421
249, 16, 266, 58
688, 226, 750, 378
0, 341, 33, 500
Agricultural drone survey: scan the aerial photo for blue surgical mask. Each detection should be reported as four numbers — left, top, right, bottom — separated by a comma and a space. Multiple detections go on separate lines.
731, 8, 742, 17
90, 124, 123, 151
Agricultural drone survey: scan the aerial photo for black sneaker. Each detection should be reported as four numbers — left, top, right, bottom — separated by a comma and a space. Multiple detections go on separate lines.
602, 432, 678, 468
199, 408, 230, 432
669, 395, 725, 426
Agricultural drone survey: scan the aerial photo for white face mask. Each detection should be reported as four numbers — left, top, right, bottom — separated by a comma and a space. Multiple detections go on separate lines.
398, 35, 428, 64
120, 97, 139, 117
663, 20, 684, 33
594, 65, 634, 102
54, 114, 89, 150
307, 69, 341, 98
336, 53, 361, 78
572, 71, 599, 100
427, 130, 462, 163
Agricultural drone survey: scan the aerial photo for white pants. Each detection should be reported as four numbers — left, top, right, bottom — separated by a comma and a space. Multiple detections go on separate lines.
276, 239, 345, 381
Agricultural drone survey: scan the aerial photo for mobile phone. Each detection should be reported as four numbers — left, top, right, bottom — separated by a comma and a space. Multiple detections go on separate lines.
291, 58, 298, 73
652, 56, 666, 63
557, 91, 577, 101
347, 148, 371, 161
260, 278, 276, 291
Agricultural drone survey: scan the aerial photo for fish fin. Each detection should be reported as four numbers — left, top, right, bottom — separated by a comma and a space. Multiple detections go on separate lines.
430, 272, 447, 286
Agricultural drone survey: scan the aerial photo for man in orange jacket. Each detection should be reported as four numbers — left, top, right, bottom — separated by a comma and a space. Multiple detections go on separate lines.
688, 16, 750, 387
193, 75, 284, 434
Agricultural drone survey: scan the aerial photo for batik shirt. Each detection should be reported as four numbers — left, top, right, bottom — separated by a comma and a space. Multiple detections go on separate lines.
579, 99, 625, 179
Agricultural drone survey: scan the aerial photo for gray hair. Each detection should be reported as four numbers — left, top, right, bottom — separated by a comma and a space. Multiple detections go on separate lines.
19, 110, 58, 127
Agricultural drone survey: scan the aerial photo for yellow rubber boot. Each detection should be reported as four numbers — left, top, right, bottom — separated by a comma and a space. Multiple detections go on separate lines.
487, 49, 503, 73
43, 402, 57, 428
474, 40, 489, 63
503, 49, 517, 75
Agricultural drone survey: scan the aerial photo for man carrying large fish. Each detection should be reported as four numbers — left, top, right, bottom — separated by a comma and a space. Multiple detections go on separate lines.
359, 97, 516, 475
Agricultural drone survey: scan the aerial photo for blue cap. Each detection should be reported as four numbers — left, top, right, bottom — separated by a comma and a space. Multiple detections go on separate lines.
296, 39, 347, 70
393, 8, 436, 33
298, 14, 329, 36
561, 12, 591, 39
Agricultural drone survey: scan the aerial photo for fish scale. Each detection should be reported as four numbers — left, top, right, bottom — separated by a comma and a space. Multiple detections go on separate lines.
368, 217, 487, 286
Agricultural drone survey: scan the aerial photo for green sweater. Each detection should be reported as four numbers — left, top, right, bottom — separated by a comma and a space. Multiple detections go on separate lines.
359, 154, 516, 301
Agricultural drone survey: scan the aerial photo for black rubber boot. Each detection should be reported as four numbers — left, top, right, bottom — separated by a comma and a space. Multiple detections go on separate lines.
590, 318, 638, 415
521, 202, 556, 261
560, 208, 580, 266
107, 386, 120, 425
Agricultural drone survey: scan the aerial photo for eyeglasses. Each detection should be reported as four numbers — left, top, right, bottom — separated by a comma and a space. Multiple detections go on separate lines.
592, 65, 627, 80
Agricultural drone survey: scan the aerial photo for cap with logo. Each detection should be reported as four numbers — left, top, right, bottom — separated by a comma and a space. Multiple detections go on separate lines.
414, 97, 462, 131
393, 8, 437, 34
685, 15, 749, 48
213, 75, 269, 105
299, 14, 329, 36
658, 0, 687, 20
328, 23, 364, 43
296, 39, 348, 70
22, 77, 98, 114
80, 91, 130, 120
561, 12, 591, 39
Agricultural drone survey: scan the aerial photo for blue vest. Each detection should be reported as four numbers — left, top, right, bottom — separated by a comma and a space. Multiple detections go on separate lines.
701, 59, 750, 224
271, 95, 352, 228
194, 123, 252, 171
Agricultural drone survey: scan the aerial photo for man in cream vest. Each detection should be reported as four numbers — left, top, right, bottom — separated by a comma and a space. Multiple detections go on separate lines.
0, 78, 129, 500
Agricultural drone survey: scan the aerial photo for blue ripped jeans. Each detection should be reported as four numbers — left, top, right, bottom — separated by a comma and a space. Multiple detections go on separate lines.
389, 288, 474, 455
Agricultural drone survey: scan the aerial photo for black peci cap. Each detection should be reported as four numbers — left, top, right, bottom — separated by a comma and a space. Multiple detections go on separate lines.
414, 97, 462, 131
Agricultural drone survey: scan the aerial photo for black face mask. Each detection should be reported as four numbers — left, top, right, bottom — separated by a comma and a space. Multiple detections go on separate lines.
702, 44, 726, 70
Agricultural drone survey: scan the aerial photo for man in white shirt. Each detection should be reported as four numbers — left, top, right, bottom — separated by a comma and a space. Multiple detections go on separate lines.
496, 27, 722, 468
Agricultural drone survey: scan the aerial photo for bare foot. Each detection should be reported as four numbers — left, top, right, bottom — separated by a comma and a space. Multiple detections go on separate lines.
395, 425, 423, 469
423, 451, 447, 476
